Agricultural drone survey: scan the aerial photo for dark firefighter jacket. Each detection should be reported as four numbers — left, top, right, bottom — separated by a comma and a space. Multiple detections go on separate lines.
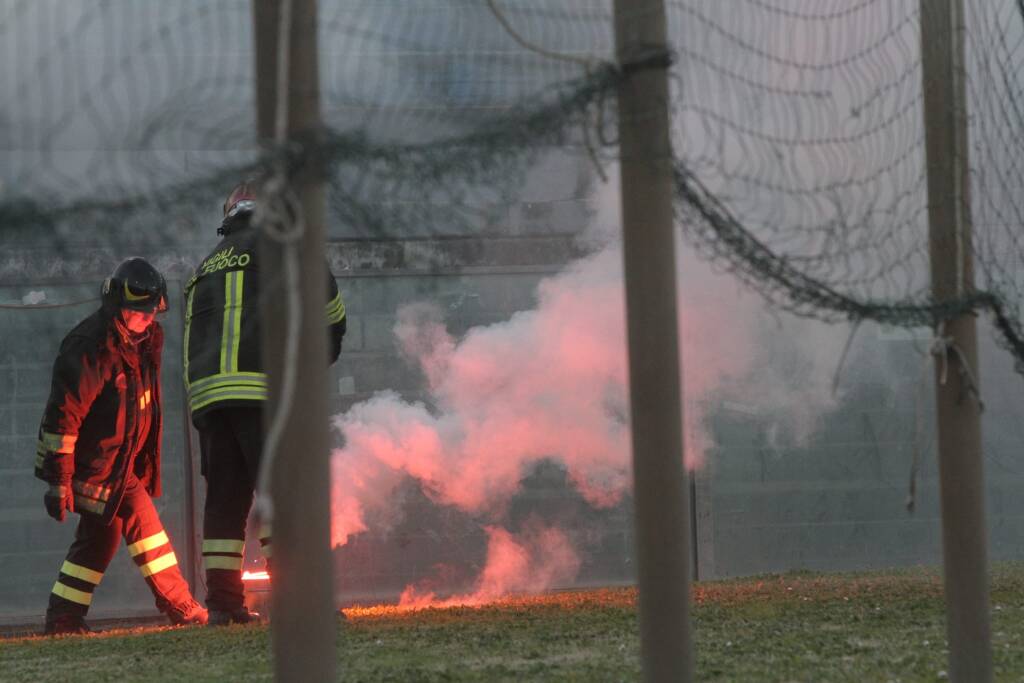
183, 213, 346, 427
35, 310, 164, 525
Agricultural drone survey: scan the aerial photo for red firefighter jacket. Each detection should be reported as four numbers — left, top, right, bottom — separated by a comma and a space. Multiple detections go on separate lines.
35, 309, 164, 525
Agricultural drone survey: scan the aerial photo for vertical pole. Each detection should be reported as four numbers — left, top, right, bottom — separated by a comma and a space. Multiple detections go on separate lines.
179, 288, 199, 590
919, 2, 992, 681
253, 1, 337, 681
612, 1, 694, 681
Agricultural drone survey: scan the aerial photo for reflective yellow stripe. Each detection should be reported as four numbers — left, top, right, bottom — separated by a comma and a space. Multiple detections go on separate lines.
52, 581, 92, 606
203, 539, 245, 554
183, 285, 196, 389
187, 372, 268, 412
325, 293, 346, 324
35, 453, 44, 468
260, 544, 273, 559
188, 371, 267, 394
189, 387, 268, 412
220, 270, 244, 373
139, 552, 178, 578
40, 431, 77, 454
73, 496, 105, 514
72, 480, 112, 502
189, 378, 268, 398
219, 271, 234, 372
204, 555, 244, 571
128, 530, 170, 557
60, 561, 103, 585
229, 271, 244, 371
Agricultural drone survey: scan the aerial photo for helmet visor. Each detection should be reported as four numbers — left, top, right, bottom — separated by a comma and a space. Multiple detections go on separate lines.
122, 281, 168, 313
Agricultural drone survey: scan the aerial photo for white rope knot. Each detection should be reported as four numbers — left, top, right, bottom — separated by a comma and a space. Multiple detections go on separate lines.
929, 332, 955, 386
928, 322, 984, 410
908, 322, 985, 513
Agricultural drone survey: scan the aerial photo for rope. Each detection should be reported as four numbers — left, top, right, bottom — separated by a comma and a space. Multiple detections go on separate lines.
907, 320, 986, 513
254, 0, 301, 529
484, 0, 595, 68
0, 297, 100, 310
830, 319, 862, 397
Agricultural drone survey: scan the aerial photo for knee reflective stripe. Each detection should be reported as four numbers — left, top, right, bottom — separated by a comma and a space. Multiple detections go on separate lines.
128, 530, 169, 557
139, 552, 178, 578
60, 561, 103, 585
129, 530, 177, 578
52, 559, 103, 606
203, 538, 245, 553
52, 581, 93, 606
204, 538, 245, 571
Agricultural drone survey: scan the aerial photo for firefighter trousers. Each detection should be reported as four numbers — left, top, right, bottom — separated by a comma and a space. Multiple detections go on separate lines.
198, 406, 271, 612
48, 473, 194, 618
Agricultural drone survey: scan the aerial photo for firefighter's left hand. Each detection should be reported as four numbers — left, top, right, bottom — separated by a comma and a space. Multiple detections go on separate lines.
44, 484, 75, 522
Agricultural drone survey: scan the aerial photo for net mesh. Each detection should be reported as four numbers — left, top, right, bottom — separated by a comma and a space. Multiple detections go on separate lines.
2, 1, 1023, 364
3, 0, 1024, 618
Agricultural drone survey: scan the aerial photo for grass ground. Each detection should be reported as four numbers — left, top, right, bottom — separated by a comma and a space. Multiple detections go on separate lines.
2, 564, 1023, 682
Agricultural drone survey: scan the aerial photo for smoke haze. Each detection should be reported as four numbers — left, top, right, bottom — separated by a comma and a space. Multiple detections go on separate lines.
329, 176, 850, 602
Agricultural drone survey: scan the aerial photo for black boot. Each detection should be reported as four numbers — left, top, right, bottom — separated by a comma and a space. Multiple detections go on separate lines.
208, 607, 263, 626
44, 612, 91, 636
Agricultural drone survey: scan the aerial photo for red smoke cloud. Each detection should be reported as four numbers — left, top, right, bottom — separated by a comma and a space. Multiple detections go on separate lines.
331, 246, 634, 548
329, 231, 839, 602
398, 524, 581, 609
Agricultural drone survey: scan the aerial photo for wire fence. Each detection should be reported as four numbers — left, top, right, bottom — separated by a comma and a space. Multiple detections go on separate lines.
3, 0, 1024, 622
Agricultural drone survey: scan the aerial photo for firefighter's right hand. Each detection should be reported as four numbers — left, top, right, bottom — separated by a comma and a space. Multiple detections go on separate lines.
44, 483, 74, 522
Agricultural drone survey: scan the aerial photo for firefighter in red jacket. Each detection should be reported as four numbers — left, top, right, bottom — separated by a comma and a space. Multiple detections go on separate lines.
184, 182, 345, 625
36, 257, 207, 635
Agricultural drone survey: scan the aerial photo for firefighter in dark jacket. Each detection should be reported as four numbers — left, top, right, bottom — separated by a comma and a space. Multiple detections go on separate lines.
36, 258, 207, 635
184, 182, 345, 625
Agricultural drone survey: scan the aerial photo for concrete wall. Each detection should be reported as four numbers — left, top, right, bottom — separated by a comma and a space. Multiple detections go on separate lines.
4, 237, 1024, 623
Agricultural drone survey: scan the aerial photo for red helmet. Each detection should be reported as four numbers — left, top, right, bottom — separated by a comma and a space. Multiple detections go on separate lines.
223, 181, 257, 218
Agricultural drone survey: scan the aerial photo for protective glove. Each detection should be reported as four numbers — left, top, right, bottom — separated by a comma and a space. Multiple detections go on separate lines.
44, 483, 75, 522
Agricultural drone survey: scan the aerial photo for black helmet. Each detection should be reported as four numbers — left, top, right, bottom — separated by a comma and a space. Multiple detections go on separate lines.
101, 257, 168, 313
